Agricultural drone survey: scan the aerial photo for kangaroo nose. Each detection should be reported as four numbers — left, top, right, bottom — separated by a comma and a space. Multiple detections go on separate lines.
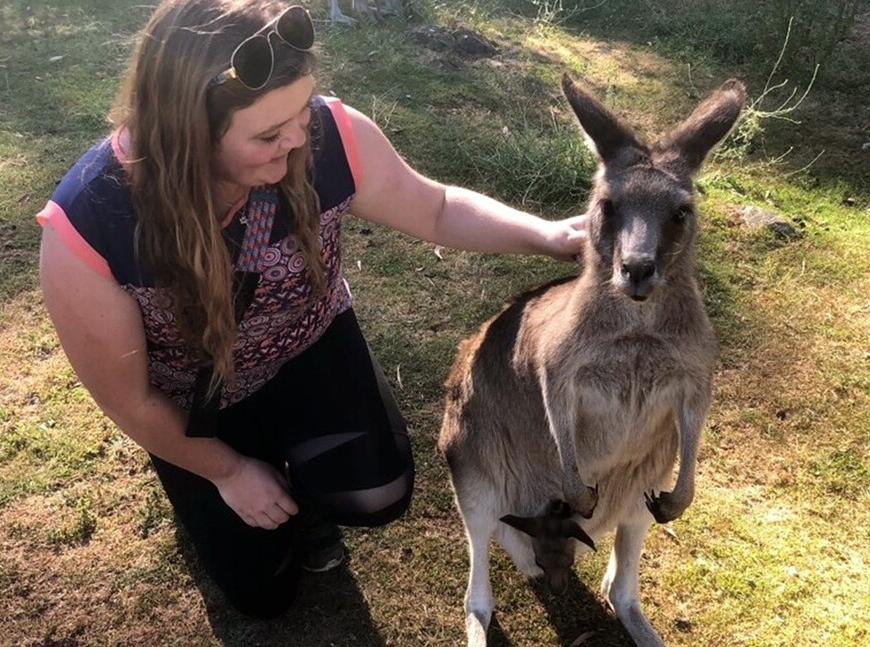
621, 258, 656, 284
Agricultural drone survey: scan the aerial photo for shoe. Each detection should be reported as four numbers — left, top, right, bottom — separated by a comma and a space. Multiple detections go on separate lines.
300, 514, 345, 573
302, 539, 345, 573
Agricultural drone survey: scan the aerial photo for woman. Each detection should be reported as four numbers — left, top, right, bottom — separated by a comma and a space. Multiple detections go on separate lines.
37, 0, 586, 619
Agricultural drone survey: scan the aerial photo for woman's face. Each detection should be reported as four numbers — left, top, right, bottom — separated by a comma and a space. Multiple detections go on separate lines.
212, 74, 315, 189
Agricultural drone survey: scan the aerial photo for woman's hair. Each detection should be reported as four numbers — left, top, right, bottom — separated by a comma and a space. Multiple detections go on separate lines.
109, 0, 324, 395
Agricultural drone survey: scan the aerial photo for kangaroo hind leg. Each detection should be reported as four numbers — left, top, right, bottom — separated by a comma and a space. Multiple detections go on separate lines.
460, 503, 498, 647
600, 520, 665, 647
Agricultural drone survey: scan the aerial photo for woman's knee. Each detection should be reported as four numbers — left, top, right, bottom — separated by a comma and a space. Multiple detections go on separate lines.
355, 484, 413, 528
316, 461, 414, 528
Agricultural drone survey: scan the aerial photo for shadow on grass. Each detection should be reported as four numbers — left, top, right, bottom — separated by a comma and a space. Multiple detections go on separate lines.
529, 575, 634, 647
174, 526, 387, 647
484, 573, 633, 647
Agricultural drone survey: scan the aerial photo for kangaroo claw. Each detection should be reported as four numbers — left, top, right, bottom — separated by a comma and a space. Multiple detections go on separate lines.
645, 489, 676, 524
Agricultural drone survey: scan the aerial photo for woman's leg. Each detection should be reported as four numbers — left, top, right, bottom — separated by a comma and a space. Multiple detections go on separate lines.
149, 307, 414, 616
149, 392, 303, 619
255, 308, 415, 527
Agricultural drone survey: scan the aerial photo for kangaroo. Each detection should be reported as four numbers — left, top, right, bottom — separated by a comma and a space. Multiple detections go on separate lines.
438, 74, 746, 646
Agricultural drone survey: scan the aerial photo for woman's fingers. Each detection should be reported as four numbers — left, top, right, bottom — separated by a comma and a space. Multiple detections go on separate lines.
255, 482, 297, 528
267, 464, 299, 516
263, 506, 286, 527
254, 517, 279, 530
221, 459, 302, 528
565, 215, 588, 238
544, 214, 588, 259
239, 510, 274, 529
564, 213, 589, 228
275, 493, 298, 516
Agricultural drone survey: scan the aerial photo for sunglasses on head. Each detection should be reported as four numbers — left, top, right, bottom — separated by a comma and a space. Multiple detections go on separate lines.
208, 5, 315, 91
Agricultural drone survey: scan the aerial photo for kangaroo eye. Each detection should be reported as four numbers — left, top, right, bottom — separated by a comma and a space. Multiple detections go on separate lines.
673, 206, 692, 224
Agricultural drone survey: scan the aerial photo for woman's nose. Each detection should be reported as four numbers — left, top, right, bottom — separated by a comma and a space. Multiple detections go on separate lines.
278, 123, 306, 152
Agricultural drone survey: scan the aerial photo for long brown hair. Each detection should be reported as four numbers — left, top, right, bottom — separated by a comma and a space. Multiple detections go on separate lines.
109, 0, 325, 394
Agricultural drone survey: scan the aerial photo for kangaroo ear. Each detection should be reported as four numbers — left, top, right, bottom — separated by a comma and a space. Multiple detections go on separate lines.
564, 521, 596, 551
500, 514, 541, 538
561, 73, 647, 167
654, 78, 747, 175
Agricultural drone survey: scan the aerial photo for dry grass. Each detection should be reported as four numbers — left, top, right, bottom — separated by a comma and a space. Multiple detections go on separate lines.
1, 1, 868, 646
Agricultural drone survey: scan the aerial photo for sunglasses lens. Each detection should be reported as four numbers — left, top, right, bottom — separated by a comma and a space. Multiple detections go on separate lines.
276, 6, 314, 50
234, 35, 273, 89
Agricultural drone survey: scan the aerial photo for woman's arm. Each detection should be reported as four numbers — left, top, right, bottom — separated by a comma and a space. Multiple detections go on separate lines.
345, 106, 587, 259
39, 225, 296, 528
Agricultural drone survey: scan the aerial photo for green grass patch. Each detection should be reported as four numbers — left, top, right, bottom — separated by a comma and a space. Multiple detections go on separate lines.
1, 1, 868, 645
46, 495, 98, 548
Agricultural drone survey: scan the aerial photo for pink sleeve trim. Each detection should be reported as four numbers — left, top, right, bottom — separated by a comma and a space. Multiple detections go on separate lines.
324, 97, 363, 191
111, 128, 126, 164
36, 201, 113, 279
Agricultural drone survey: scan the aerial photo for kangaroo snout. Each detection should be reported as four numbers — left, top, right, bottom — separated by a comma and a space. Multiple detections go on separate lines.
618, 256, 658, 301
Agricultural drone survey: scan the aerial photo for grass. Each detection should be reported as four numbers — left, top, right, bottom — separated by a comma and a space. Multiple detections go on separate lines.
1, 1, 868, 646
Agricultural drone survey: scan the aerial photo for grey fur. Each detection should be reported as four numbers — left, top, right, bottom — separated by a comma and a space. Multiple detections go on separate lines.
438, 74, 746, 647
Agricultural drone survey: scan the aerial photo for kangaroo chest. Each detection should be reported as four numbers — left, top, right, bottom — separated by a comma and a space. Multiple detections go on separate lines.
562, 331, 693, 467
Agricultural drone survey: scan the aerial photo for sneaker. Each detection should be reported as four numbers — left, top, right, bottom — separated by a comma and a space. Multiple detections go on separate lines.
302, 539, 345, 573
300, 514, 345, 573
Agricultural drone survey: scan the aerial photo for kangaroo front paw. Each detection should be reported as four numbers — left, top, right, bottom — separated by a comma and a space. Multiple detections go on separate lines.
644, 489, 686, 524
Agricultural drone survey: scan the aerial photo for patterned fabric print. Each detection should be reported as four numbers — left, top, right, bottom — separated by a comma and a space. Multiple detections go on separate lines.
224, 195, 353, 407
237, 186, 278, 272
125, 195, 353, 410
122, 285, 199, 408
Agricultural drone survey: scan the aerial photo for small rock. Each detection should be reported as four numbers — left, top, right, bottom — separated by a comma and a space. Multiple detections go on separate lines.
411, 25, 454, 52
674, 618, 693, 632
862, 142, 870, 151
411, 25, 497, 59
452, 28, 498, 58
738, 206, 800, 240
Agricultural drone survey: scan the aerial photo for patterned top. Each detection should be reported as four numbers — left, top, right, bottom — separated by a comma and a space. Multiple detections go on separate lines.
36, 96, 362, 410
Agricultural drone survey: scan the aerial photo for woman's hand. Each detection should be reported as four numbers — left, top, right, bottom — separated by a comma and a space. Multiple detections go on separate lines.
212, 456, 299, 529
541, 213, 588, 261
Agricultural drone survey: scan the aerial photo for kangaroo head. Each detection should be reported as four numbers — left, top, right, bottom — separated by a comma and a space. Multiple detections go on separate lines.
562, 74, 746, 302
501, 499, 595, 593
